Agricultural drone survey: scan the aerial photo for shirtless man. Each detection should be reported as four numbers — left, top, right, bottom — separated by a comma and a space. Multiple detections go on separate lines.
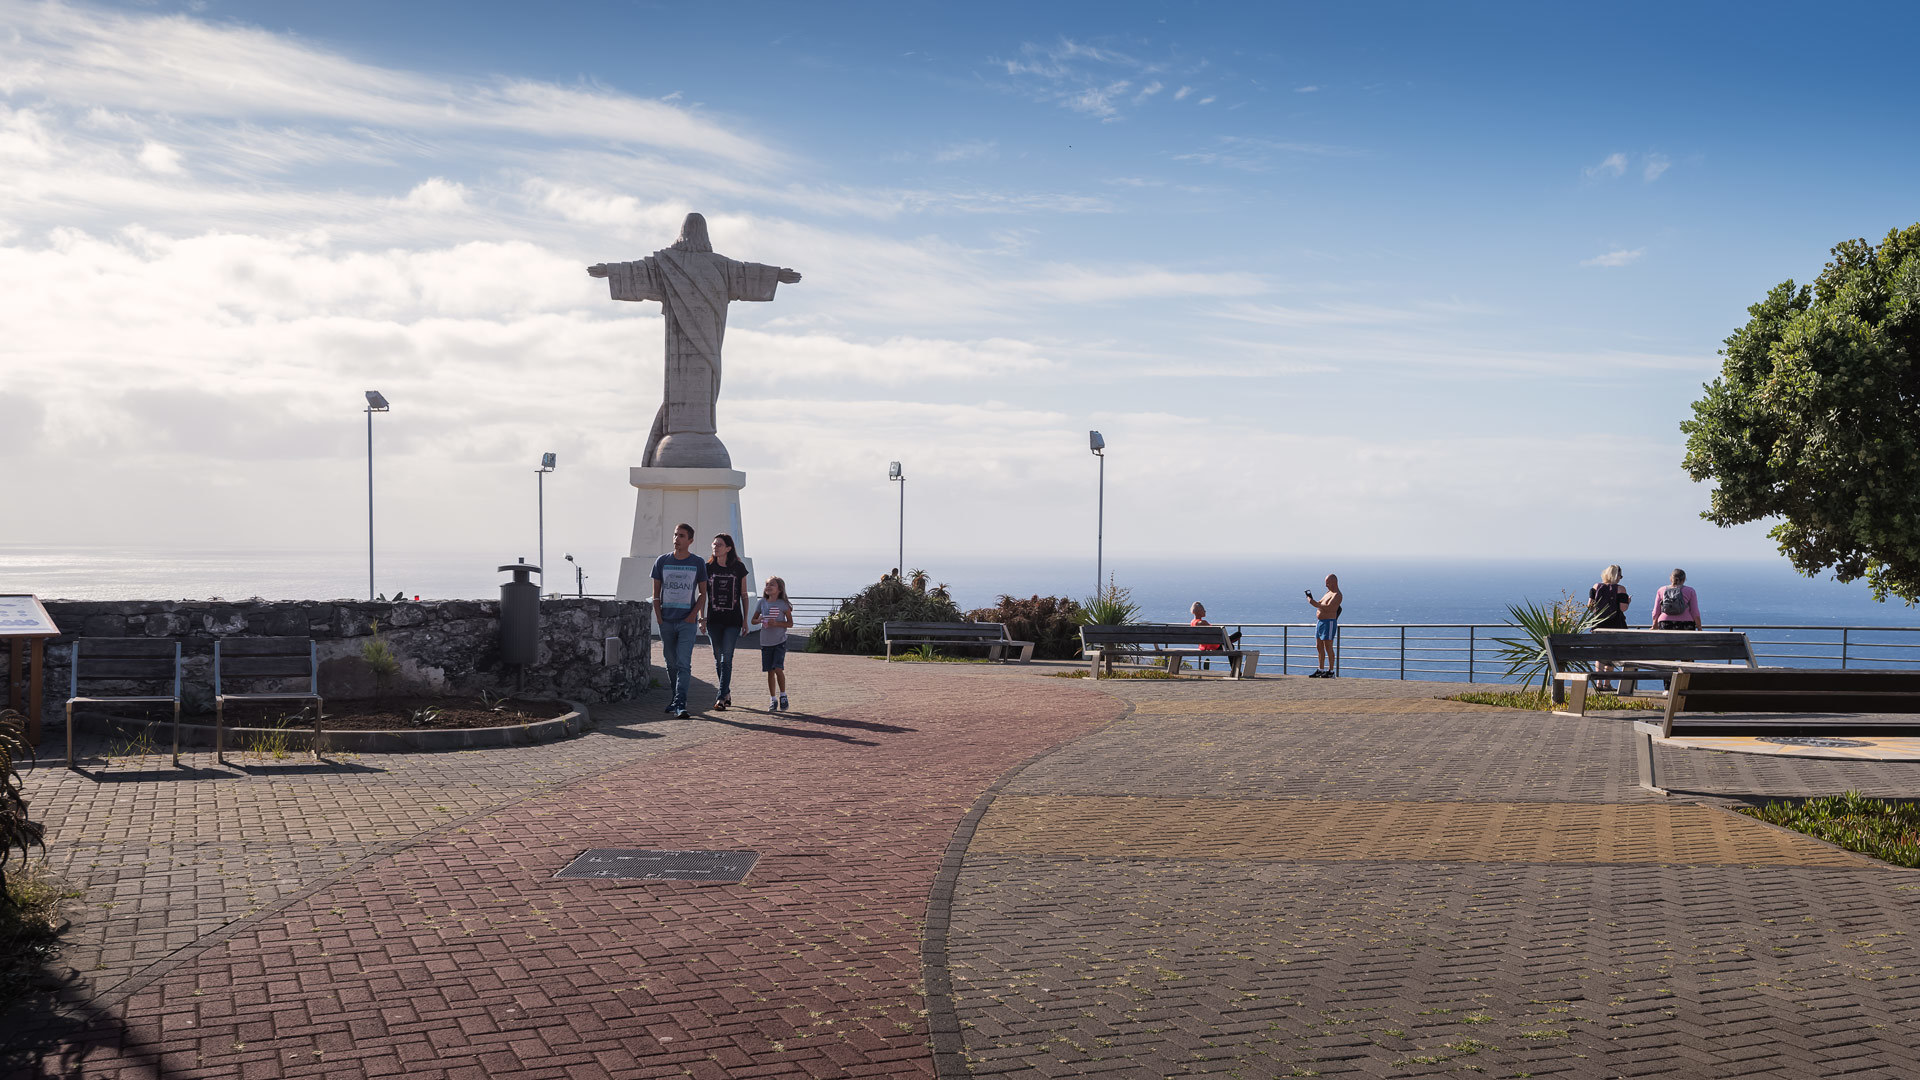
1306, 574, 1343, 678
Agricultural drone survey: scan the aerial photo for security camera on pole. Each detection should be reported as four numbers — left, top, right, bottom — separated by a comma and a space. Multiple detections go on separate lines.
364, 390, 390, 602
1089, 430, 1105, 598
536, 452, 555, 594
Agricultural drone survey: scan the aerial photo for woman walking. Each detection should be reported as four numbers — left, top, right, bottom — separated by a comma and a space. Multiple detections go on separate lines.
1588, 564, 1631, 691
1651, 568, 1701, 631
704, 533, 750, 710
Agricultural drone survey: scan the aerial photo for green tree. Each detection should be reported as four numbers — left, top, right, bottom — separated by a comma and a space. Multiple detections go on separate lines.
1681, 224, 1920, 601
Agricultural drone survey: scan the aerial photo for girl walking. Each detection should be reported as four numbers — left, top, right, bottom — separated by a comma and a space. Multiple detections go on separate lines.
752, 575, 794, 711
704, 533, 749, 710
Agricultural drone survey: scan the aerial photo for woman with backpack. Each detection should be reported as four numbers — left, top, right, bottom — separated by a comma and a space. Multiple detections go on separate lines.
1588, 565, 1631, 690
1650, 568, 1701, 631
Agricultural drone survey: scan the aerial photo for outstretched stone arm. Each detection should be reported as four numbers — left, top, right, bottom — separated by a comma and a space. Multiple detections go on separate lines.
778, 268, 801, 283
589, 260, 665, 303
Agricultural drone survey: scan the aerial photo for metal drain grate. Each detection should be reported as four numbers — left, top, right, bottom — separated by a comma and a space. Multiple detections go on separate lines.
1759, 736, 1872, 748
553, 848, 760, 882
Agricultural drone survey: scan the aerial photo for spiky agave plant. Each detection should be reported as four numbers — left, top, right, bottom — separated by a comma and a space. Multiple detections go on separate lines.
1492, 594, 1603, 693
0, 711, 46, 909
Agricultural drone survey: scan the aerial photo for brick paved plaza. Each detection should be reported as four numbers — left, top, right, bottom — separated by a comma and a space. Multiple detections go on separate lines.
6, 655, 1920, 1078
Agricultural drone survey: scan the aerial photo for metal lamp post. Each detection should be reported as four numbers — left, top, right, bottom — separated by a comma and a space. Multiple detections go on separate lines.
1089, 431, 1105, 599
364, 391, 390, 601
888, 461, 905, 577
536, 452, 555, 594
564, 553, 585, 598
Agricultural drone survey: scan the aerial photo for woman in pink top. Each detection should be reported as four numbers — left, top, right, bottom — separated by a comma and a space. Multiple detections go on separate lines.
1650, 568, 1701, 630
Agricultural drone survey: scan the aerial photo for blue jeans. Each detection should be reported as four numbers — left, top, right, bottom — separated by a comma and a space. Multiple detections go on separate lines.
659, 617, 698, 710
709, 623, 741, 701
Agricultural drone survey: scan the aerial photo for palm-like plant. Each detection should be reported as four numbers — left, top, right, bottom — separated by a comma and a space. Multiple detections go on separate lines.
1078, 576, 1140, 626
1492, 594, 1603, 692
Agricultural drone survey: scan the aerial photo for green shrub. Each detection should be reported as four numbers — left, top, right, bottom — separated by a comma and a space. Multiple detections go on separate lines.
0, 711, 45, 910
808, 573, 964, 654
1739, 791, 1920, 867
1445, 689, 1662, 711
361, 619, 400, 689
966, 595, 1085, 659
1078, 577, 1140, 626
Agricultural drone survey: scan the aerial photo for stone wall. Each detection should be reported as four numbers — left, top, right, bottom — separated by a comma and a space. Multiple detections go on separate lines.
30, 598, 652, 726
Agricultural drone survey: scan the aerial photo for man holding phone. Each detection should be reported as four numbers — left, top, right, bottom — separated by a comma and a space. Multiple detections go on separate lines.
1305, 574, 1343, 678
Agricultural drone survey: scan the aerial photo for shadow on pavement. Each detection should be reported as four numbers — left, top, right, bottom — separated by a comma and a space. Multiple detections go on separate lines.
694, 715, 880, 747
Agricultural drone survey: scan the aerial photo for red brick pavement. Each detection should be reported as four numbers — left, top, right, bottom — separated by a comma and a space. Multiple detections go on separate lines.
20, 656, 1121, 1079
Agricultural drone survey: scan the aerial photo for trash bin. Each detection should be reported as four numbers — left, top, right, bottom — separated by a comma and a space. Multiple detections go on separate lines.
499, 560, 541, 666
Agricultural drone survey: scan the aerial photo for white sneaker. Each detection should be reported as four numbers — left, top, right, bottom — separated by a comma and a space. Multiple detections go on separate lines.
779, 693, 789, 711
769, 696, 780, 711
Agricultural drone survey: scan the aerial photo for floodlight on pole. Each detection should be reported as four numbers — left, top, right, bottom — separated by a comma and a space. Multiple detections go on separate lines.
536, 453, 556, 594
1089, 431, 1105, 600
364, 391, 390, 601
888, 461, 905, 578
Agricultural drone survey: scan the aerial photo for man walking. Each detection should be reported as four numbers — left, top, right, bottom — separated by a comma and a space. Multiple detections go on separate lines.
1307, 573, 1343, 678
652, 523, 708, 717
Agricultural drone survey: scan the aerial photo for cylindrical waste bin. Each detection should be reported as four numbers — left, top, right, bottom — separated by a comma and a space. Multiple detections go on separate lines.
499, 560, 541, 666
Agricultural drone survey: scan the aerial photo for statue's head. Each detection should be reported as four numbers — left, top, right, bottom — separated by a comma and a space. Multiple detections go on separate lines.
674, 213, 713, 253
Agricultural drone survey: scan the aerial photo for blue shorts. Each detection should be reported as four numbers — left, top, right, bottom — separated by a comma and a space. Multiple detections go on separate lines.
1315, 619, 1338, 641
761, 643, 788, 671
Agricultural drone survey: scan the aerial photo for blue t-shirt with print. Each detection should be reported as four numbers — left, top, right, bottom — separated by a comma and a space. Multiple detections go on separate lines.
651, 553, 708, 623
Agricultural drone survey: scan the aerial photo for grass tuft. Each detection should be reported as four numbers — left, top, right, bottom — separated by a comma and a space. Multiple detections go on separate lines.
0, 858, 82, 1010
1738, 791, 1920, 867
1445, 689, 1662, 712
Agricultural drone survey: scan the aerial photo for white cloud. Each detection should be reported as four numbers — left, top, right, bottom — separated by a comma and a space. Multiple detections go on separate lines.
136, 139, 182, 174
1197, 95, 1217, 105
1295, 85, 1320, 93
1174, 85, 1194, 100
1643, 154, 1670, 182
1134, 81, 1164, 103
399, 177, 467, 213
933, 139, 998, 163
1585, 152, 1628, 178
0, 3, 781, 169
1580, 247, 1645, 268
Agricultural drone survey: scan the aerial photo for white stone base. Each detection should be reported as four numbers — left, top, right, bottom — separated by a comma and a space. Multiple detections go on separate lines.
614, 467, 755, 602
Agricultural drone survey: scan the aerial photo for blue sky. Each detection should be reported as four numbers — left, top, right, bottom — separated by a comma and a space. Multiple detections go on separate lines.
2, 0, 1917, 580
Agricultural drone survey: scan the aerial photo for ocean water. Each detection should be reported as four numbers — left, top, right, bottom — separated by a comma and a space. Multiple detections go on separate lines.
6, 544, 1918, 629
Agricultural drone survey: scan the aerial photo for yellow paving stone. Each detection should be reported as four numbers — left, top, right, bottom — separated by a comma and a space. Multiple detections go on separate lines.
971, 794, 1871, 867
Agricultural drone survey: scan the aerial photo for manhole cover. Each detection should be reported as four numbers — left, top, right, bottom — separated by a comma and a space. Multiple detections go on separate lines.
1758, 736, 1871, 748
554, 849, 759, 882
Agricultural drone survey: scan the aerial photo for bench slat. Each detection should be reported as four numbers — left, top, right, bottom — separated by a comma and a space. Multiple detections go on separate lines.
217, 656, 316, 678
76, 639, 179, 660
1082, 624, 1232, 646
75, 659, 179, 680
219, 637, 315, 657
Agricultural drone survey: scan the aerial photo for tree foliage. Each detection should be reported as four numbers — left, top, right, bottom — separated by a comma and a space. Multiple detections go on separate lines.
806, 574, 962, 654
966, 595, 1085, 659
1682, 224, 1920, 601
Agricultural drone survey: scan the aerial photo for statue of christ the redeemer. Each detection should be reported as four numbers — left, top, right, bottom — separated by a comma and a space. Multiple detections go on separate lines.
588, 212, 801, 469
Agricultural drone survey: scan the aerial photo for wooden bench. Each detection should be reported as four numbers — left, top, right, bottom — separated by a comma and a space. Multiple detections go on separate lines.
1080, 624, 1260, 680
214, 637, 323, 761
1632, 667, 1920, 793
1547, 629, 1756, 714
882, 622, 1034, 662
66, 638, 183, 767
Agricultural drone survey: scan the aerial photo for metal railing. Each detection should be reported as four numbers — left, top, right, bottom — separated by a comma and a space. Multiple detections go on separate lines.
1220, 623, 1920, 683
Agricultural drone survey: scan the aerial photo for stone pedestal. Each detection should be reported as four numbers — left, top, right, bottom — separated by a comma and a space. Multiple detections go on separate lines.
614, 467, 754, 602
